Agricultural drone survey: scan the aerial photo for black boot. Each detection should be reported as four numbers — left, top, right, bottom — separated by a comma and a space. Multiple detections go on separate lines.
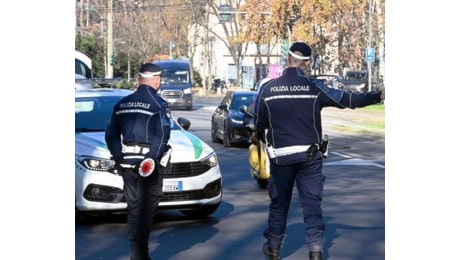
263, 242, 280, 260
309, 251, 323, 260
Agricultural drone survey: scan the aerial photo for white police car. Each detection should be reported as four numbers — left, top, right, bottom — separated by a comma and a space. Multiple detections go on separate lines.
75, 88, 222, 222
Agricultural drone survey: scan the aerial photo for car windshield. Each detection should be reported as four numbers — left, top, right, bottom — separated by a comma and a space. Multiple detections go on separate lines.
76, 95, 181, 132
230, 94, 256, 110
75, 96, 122, 132
160, 69, 190, 85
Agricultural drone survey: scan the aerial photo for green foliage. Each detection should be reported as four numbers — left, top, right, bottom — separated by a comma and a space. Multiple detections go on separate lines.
358, 104, 385, 112
116, 78, 136, 89
76, 33, 145, 79
112, 53, 125, 78
75, 34, 105, 78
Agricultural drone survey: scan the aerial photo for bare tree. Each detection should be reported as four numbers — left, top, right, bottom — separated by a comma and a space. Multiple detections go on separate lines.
76, 0, 384, 80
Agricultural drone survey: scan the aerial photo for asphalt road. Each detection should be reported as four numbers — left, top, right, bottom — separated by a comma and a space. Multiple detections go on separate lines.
75, 94, 385, 260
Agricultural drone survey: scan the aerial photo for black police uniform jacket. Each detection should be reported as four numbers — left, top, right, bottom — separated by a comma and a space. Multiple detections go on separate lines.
105, 85, 171, 165
254, 67, 382, 165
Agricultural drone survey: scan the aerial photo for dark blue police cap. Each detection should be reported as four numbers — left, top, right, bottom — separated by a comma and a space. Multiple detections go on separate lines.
139, 63, 161, 78
289, 42, 311, 60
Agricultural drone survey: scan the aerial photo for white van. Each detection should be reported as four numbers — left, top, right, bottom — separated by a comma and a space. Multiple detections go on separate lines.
75, 50, 94, 89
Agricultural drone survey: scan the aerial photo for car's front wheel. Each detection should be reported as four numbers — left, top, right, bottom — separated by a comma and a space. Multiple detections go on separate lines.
75, 208, 88, 225
211, 123, 219, 143
223, 123, 231, 147
180, 203, 221, 218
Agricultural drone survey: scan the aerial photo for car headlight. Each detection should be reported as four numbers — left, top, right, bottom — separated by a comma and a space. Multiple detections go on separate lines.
183, 88, 191, 94
200, 152, 218, 167
77, 155, 115, 171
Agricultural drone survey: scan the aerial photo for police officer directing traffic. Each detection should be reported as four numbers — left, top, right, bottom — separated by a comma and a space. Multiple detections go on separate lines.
254, 42, 385, 260
105, 63, 172, 260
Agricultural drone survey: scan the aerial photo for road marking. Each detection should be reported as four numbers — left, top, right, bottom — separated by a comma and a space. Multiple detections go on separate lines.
331, 151, 352, 158
324, 158, 385, 169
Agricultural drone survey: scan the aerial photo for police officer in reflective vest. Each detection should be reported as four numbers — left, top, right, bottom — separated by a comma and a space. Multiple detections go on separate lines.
254, 42, 385, 260
105, 63, 172, 260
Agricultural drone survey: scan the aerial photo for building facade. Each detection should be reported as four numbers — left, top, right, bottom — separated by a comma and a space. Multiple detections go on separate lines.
190, 6, 285, 90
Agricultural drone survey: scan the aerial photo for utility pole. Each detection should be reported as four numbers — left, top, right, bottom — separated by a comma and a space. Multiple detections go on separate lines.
122, 0, 131, 80
206, 7, 211, 95
106, 0, 114, 78
169, 41, 174, 59
85, 0, 89, 27
367, 0, 373, 90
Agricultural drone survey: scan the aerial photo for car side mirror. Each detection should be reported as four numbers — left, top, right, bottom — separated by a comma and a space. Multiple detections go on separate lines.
177, 117, 191, 130
218, 104, 228, 111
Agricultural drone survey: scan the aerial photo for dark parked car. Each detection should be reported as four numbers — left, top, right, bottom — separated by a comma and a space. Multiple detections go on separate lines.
339, 70, 383, 93
339, 70, 369, 92
211, 90, 258, 147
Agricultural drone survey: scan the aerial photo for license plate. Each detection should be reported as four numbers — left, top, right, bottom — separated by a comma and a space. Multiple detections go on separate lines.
163, 181, 183, 192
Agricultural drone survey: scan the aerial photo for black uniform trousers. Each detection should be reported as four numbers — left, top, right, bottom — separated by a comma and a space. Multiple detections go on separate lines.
122, 164, 165, 260
264, 151, 326, 252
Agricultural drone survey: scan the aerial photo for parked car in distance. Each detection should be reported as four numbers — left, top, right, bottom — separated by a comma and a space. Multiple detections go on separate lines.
211, 90, 258, 147
75, 88, 222, 223
339, 70, 369, 92
339, 70, 383, 93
